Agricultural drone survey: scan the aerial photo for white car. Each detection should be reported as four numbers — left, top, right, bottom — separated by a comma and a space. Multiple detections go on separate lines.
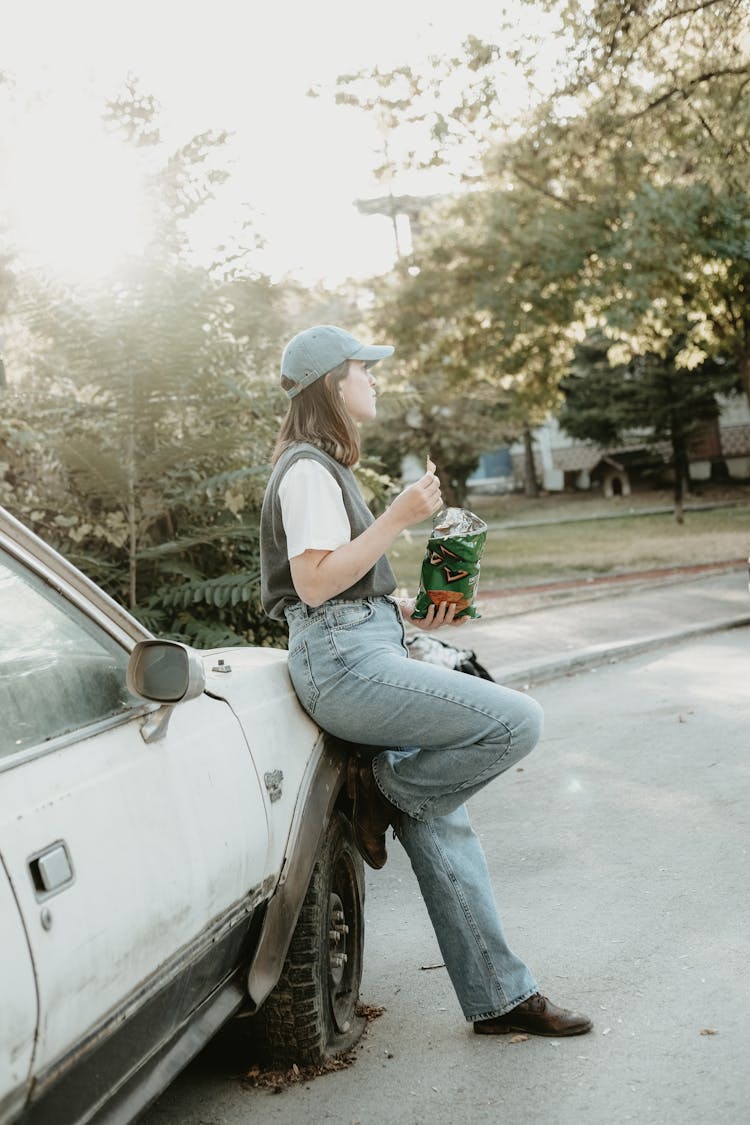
0, 505, 365, 1124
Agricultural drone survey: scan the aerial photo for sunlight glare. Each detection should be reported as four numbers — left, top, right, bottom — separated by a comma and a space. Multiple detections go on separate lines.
6, 106, 150, 283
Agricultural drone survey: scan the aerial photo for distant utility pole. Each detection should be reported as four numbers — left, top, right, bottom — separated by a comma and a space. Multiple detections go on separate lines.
354, 194, 442, 264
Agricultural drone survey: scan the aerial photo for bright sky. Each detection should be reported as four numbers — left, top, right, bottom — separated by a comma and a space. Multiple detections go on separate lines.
1, 0, 559, 287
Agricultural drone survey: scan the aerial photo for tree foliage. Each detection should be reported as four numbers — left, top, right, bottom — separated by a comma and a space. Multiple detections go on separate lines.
516, 0, 750, 193
325, 31, 542, 187
559, 330, 739, 519
327, 1, 750, 503
1, 82, 293, 646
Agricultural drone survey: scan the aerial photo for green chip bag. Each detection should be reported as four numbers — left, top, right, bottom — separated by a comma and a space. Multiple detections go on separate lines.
412, 507, 488, 620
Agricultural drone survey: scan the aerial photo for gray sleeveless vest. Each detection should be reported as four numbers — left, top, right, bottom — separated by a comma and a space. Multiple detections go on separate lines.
260, 443, 397, 621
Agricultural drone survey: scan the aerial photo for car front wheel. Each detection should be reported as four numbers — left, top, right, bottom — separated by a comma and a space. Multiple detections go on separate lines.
255, 810, 366, 1066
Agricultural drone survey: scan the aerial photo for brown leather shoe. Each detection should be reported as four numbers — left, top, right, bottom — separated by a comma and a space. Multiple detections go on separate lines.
346, 756, 393, 870
474, 994, 593, 1037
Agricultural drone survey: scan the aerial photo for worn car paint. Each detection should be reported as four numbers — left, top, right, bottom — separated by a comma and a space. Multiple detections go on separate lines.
0, 862, 37, 1119
0, 693, 269, 1074
0, 506, 352, 1123
201, 648, 322, 880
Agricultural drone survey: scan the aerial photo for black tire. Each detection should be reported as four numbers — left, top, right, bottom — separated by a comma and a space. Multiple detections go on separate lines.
254, 810, 366, 1066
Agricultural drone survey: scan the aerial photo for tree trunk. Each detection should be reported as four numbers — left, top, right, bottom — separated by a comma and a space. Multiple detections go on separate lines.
389, 200, 402, 261
523, 428, 539, 497
455, 473, 470, 507
439, 477, 460, 507
430, 443, 459, 507
127, 390, 138, 609
673, 472, 684, 525
128, 487, 138, 608
670, 424, 689, 525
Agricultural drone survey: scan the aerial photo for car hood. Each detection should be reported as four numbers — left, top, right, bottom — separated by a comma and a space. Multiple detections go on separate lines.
199, 645, 296, 707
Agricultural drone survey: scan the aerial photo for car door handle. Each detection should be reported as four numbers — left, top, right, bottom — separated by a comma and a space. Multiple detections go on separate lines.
29, 841, 75, 897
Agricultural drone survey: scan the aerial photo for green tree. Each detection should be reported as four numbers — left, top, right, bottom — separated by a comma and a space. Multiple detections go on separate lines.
364, 177, 597, 495
513, 0, 750, 196
321, 34, 611, 494
589, 183, 750, 406
362, 376, 514, 508
1, 81, 292, 646
3, 259, 289, 644
319, 6, 750, 503
365, 15, 750, 468
558, 331, 739, 520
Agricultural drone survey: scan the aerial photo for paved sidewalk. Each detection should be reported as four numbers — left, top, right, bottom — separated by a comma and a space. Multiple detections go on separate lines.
451, 565, 750, 686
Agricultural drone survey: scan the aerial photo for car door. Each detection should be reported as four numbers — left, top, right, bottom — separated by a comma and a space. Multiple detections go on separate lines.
0, 542, 269, 1116
0, 860, 37, 1123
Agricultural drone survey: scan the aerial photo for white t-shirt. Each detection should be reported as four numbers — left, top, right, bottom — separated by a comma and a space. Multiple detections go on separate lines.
278, 458, 352, 560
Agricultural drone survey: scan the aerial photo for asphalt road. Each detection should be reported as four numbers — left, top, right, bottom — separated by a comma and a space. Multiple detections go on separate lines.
143, 624, 750, 1125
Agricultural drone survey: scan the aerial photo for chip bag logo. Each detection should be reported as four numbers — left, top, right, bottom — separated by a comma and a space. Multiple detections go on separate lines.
444, 568, 470, 583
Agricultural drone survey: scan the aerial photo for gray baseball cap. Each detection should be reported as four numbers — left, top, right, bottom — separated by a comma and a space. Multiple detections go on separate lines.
281, 325, 394, 398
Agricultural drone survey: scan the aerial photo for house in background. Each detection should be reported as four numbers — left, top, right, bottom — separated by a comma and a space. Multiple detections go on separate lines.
468, 395, 750, 495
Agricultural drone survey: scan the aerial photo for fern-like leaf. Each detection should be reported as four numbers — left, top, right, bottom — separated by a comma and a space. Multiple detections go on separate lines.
154, 570, 261, 610
137, 524, 259, 558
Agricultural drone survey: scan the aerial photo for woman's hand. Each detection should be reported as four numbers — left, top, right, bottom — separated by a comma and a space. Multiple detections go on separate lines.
287, 472, 443, 609
387, 471, 443, 531
398, 597, 469, 631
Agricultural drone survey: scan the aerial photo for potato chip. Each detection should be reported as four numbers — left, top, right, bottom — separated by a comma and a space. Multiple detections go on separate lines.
428, 590, 472, 610
428, 590, 463, 605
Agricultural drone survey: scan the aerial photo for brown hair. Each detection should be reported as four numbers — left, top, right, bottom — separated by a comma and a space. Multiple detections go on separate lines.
272, 361, 361, 467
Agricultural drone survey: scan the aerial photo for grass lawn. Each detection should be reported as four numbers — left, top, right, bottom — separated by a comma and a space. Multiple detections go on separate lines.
388, 485, 750, 592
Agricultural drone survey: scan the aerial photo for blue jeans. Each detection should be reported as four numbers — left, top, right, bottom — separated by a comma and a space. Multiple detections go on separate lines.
285, 595, 543, 1020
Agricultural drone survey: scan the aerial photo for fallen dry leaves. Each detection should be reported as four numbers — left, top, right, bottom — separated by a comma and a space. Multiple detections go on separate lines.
243, 1003, 386, 1092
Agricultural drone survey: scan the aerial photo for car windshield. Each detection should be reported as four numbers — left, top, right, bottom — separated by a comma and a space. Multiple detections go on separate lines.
0, 549, 137, 759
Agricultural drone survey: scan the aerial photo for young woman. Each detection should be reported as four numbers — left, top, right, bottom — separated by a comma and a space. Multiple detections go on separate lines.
259, 324, 592, 1038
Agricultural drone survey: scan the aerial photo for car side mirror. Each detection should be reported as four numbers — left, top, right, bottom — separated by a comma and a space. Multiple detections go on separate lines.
127, 641, 206, 742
